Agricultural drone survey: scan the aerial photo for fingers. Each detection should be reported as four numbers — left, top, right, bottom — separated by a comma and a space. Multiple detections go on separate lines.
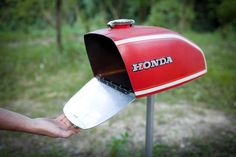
54, 113, 81, 138
56, 114, 73, 128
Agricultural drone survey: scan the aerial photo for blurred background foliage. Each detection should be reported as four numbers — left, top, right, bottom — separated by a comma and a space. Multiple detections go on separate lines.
0, 0, 236, 156
0, 0, 235, 32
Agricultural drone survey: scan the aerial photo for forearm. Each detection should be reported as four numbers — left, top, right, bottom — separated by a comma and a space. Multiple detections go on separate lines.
0, 108, 80, 138
0, 108, 36, 134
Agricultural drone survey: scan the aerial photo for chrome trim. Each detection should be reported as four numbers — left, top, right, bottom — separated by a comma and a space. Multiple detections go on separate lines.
107, 19, 135, 28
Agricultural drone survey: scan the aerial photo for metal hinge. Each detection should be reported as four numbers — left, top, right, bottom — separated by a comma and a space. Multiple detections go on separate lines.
97, 76, 132, 95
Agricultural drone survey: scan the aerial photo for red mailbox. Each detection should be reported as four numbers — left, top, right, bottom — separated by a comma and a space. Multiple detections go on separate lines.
63, 19, 207, 129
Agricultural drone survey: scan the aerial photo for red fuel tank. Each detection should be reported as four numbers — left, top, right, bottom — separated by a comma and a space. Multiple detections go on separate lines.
84, 19, 207, 98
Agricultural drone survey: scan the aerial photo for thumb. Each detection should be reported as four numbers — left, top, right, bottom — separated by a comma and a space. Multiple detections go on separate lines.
60, 130, 75, 138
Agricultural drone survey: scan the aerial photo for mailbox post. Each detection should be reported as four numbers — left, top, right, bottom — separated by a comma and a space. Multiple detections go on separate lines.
145, 96, 155, 157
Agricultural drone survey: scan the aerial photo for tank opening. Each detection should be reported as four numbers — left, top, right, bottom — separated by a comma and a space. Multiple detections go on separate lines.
84, 33, 133, 92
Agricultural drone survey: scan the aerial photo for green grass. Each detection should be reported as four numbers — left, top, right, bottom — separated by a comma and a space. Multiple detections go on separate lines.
0, 24, 93, 116
0, 131, 72, 157
154, 129, 236, 157
106, 129, 236, 157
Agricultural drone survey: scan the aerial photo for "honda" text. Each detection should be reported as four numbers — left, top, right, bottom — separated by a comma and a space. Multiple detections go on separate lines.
132, 56, 173, 72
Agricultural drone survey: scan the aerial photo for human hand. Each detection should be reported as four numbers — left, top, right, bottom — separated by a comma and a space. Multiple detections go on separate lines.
33, 114, 80, 138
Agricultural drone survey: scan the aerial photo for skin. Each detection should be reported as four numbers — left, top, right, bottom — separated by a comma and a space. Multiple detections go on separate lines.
0, 108, 80, 138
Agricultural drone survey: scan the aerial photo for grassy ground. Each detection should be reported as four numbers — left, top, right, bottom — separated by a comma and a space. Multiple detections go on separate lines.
0, 24, 236, 156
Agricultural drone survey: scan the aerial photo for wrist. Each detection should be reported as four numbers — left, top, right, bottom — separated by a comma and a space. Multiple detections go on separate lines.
30, 118, 59, 137
27, 118, 40, 134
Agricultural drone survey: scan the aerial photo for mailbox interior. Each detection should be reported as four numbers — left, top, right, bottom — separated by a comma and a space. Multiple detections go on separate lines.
84, 34, 133, 92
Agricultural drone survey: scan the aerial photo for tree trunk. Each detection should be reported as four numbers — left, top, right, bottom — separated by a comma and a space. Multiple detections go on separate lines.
56, 0, 63, 53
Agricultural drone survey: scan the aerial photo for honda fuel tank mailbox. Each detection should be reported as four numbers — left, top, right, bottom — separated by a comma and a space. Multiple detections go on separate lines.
63, 19, 207, 129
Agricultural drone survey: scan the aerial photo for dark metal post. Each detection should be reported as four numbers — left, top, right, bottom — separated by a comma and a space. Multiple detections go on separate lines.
145, 96, 154, 157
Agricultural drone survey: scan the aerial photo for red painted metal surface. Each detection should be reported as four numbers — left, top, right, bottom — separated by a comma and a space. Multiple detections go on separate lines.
84, 24, 207, 98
